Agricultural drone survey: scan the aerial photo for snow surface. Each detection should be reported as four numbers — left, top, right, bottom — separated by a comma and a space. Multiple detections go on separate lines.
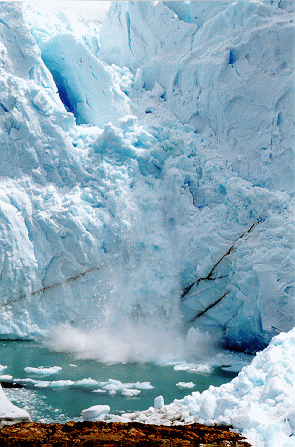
0, 0, 293, 440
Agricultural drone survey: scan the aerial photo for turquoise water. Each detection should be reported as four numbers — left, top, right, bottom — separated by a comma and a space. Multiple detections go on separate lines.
0, 341, 237, 423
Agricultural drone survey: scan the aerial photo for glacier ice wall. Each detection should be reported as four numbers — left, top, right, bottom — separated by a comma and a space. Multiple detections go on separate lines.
0, 1, 293, 357
99, 0, 295, 192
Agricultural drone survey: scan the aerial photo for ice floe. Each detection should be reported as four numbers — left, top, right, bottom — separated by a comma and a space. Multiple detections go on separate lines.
24, 366, 62, 376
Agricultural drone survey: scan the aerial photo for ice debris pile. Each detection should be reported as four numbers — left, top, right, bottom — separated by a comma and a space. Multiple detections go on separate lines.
107, 328, 295, 447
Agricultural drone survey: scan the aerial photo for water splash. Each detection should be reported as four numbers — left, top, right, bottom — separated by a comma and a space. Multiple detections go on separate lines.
45, 321, 217, 364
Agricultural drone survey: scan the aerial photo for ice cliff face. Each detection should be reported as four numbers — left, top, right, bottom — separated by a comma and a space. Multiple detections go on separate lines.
0, 1, 294, 356
99, 0, 294, 192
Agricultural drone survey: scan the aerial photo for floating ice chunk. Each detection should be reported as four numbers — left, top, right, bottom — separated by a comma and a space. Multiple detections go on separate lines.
134, 381, 154, 390
121, 388, 141, 397
189, 365, 213, 374
34, 381, 50, 388
0, 375, 13, 381
75, 378, 99, 387
0, 366, 7, 373
173, 364, 193, 371
89, 379, 154, 395
173, 363, 212, 373
176, 382, 195, 389
154, 395, 164, 409
0, 384, 31, 426
81, 405, 110, 422
34, 380, 75, 388
24, 366, 62, 376
49, 380, 75, 388
102, 379, 125, 392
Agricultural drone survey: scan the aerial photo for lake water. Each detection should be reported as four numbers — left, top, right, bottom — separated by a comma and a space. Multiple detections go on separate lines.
0, 340, 240, 423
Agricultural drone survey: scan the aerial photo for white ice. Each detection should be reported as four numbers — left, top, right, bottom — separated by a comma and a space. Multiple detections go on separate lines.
81, 404, 110, 422
0, 0, 292, 356
0, 373, 153, 396
176, 382, 196, 389
113, 329, 295, 447
0, 384, 31, 426
0, 0, 293, 441
24, 366, 62, 376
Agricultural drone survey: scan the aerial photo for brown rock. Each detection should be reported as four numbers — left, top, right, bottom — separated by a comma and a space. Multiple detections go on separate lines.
0, 421, 252, 446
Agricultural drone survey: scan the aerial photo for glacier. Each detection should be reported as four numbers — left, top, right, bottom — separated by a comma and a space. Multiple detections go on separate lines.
0, 0, 294, 444
0, 0, 293, 352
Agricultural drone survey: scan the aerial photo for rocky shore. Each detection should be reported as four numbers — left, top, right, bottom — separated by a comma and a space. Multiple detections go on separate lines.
0, 421, 251, 446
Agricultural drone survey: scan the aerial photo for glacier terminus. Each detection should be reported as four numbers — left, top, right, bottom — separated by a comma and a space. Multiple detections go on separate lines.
0, 1, 294, 446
